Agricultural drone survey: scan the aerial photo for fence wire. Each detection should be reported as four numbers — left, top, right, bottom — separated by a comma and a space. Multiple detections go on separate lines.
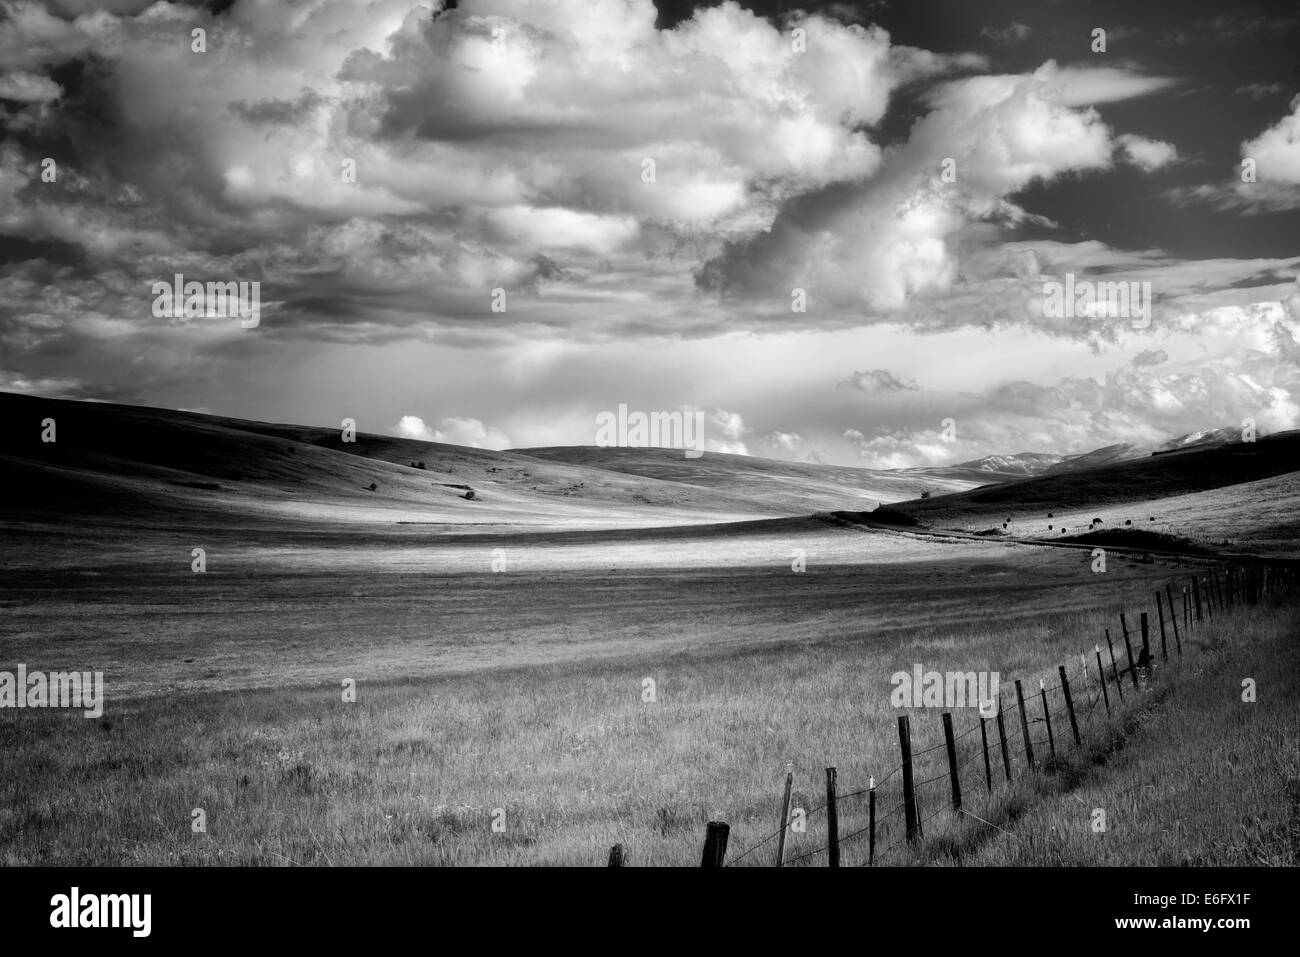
700, 566, 1292, 868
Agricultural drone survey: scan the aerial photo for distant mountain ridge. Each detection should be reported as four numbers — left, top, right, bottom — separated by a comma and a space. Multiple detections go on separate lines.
952, 427, 1245, 480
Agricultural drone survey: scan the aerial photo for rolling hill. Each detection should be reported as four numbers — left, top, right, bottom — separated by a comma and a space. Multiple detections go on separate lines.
0, 392, 986, 531
842, 431, 1300, 556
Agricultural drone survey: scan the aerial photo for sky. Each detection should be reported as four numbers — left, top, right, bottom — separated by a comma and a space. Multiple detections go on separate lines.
1, 0, 1298, 467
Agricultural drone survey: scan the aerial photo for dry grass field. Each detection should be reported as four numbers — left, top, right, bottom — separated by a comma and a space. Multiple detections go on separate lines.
1, 393, 1297, 866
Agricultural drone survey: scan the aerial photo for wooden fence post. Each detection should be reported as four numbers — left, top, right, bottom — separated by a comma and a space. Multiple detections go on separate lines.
608, 843, 627, 867
700, 822, 729, 867
979, 713, 993, 792
775, 766, 794, 867
1155, 593, 1169, 661
1015, 680, 1034, 771
1121, 618, 1139, 690
867, 777, 877, 866
1040, 679, 1055, 757
1106, 629, 1124, 701
1193, 578, 1203, 624
825, 767, 839, 868
995, 693, 1012, 782
898, 716, 921, 843
1166, 584, 1182, 654
1095, 646, 1110, 715
942, 712, 961, 811
1140, 612, 1152, 678
1059, 665, 1081, 747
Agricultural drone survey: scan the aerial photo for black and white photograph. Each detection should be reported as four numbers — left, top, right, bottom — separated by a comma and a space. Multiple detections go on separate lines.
1, 0, 1297, 937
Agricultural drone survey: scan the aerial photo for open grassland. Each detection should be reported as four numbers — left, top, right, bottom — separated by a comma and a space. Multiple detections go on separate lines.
3, 393, 1297, 867
1, 515, 1197, 699
3, 560, 1279, 867
928, 597, 1300, 867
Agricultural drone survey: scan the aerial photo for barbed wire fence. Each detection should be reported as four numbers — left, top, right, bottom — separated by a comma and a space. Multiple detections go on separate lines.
600, 560, 1297, 867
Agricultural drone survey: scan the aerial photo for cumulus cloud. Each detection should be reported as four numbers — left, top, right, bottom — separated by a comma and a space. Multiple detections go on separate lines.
762, 430, 803, 452
1236, 82, 1288, 101
1242, 94, 1300, 184
1116, 134, 1178, 171
0, 71, 61, 102
1168, 95, 1300, 212
832, 301, 1300, 468
696, 61, 1129, 312
394, 413, 511, 449
696, 407, 749, 454
1, 0, 1296, 472
0, 0, 994, 350
838, 369, 920, 393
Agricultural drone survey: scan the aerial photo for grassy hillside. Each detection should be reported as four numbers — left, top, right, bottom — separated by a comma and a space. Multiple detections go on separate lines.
847, 433, 1300, 557
0, 392, 983, 529
517, 445, 981, 506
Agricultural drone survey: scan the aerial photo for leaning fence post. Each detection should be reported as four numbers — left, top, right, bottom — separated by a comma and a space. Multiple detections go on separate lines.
775, 765, 794, 867
1059, 665, 1081, 747
1164, 584, 1181, 654
1106, 629, 1124, 701
701, 822, 729, 867
1095, 646, 1110, 715
1140, 612, 1152, 678
942, 712, 961, 811
1040, 679, 1055, 757
1015, 680, 1034, 770
995, 693, 1012, 782
1155, 593, 1169, 661
898, 716, 921, 843
1121, 619, 1139, 691
867, 777, 877, 866
825, 767, 840, 869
